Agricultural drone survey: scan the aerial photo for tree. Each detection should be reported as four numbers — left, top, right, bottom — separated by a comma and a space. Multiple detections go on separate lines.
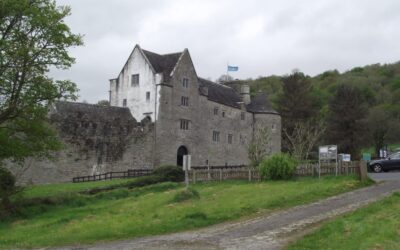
217, 74, 233, 83
0, 167, 20, 215
284, 119, 326, 161
326, 85, 367, 159
0, 0, 82, 163
97, 100, 110, 106
276, 71, 320, 153
247, 126, 271, 167
367, 106, 397, 157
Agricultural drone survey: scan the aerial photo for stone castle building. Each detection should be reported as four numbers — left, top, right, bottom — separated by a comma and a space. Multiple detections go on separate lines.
8, 45, 281, 184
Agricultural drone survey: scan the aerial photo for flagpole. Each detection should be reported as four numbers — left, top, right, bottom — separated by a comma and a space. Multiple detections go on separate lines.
226, 62, 229, 82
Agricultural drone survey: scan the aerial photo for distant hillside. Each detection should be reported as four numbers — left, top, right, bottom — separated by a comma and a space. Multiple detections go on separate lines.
228, 61, 400, 156
239, 61, 400, 113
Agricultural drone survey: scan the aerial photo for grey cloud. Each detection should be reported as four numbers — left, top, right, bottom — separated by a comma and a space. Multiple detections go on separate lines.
52, 0, 400, 103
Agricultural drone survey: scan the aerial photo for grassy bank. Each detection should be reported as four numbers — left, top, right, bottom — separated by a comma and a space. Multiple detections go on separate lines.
22, 178, 134, 198
287, 192, 400, 250
0, 175, 371, 249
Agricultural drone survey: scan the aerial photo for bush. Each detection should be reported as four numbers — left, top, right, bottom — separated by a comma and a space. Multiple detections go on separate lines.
126, 175, 164, 188
172, 188, 200, 203
258, 153, 298, 180
153, 165, 184, 182
0, 167, 19, 214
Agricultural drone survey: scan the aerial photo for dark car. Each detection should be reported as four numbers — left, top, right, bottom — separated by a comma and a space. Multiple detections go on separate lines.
368, 152, 400, 173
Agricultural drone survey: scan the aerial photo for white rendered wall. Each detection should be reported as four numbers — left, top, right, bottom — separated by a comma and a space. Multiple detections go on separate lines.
110, 47, 162, 121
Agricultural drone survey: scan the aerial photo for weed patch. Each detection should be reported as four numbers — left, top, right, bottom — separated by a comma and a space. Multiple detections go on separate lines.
172, 188, 200, 203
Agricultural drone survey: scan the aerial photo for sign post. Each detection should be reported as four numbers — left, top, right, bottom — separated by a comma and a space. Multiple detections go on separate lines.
183, 155, 191, 190
319, 145, 338, 178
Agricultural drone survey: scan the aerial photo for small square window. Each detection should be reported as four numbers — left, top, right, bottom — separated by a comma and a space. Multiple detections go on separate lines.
146, 92, 150, 101
239, 134, 245, 145
182, 78, 189, 88
123, 99, 127, 107
214, 107, 218, 115
212, 131, 220, 142
222, 111, 225, 117
180, 119, 189, 130
181, 96, 189, 106
131, 74, 139, 86
228, 134, 233, 144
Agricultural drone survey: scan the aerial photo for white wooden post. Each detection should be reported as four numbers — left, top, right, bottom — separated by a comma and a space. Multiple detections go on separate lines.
183, 155, 191, 190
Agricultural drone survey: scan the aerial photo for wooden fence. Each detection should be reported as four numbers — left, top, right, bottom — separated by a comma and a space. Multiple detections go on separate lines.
296, 161, 359, 176
72, 162, 362, 183
189, 162, 361, 182
72, 169, 152, 183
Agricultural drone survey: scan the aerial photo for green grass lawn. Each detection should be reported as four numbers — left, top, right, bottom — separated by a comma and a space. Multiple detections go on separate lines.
0, 175, 371, 249
286, 192, 400, 250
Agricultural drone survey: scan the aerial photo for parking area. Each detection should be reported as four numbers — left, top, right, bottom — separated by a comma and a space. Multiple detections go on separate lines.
369, 171, 400, 182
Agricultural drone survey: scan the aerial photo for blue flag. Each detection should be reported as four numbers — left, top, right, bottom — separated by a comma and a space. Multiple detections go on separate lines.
227, 65, 239, 72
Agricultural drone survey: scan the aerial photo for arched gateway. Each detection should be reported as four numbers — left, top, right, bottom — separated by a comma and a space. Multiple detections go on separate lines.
177, 146, 188, 166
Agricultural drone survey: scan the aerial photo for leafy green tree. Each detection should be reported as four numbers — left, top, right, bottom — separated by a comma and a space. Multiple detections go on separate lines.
367, 106, 400, 156
326, 85, 367, 159
0, 0, 82, 163
97, 100, 110, 106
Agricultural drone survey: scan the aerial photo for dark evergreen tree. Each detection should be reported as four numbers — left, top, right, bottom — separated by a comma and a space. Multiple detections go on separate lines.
326, 85, 367, 159
276, 71, 320, 152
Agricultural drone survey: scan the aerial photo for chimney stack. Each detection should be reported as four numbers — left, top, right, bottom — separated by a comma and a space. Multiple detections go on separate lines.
240, 85, 251, 105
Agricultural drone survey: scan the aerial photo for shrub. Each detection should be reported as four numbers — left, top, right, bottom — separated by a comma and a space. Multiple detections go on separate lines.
258, 153, 298, 180
126, 175, 164, 188
0, 167, 19, 214
172, 188, 200, 203
153, 165, 184, 182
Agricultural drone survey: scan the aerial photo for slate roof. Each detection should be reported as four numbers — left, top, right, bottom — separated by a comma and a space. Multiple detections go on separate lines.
198, 78, 278, 114
246, 92, 278, 114
142, 49, 182, 81
198, 78, 242, 108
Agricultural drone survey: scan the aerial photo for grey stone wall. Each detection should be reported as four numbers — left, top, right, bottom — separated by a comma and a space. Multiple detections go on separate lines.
7, 102, 154, 185
253, 113, 282, 154
153, 51, 281, 167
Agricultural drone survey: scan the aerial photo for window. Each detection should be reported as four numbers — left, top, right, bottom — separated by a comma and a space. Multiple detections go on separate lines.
123, 99, 127, 107
241, 112, 245, 120
228, 134, 233, 144
239, 134, 245, 145
272, 124, 276, 131
181, 96, 189, 106
131, 74, 139, 86
212, 131, 220, 142
214, 107, 218, 115
390, 153, 400, 159
180, 119, 189, 130
222, 111, 225, 117
116, 79, 119, 91
146, 92, 150, 101
182, 78, 189, 88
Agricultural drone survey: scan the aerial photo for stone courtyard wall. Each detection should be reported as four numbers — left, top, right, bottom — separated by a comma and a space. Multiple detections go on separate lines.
7, 102, 154, 185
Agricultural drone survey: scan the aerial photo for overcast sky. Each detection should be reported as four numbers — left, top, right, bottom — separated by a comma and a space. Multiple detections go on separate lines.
53, 0, 400, 103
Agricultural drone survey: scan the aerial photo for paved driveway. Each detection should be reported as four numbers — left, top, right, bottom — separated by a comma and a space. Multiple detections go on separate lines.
369, 171, 400, 181
51, 180, 400, 250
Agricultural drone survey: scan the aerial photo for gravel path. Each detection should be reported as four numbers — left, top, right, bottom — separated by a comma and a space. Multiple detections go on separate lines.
50, 180, 400, 250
